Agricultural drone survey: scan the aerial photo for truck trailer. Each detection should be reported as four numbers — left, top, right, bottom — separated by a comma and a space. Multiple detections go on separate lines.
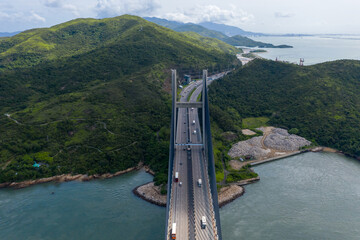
172, 223, 176, 239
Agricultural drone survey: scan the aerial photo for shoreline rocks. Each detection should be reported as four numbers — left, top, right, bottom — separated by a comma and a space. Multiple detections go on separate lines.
0, 163, 144, 189
133, 177, 260, 208
133, 181, 167, 207
218, 185, 245, 207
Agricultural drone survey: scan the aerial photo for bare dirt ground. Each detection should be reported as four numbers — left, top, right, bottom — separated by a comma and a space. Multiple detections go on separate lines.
228, 127, 311, 169
241, 129, 256, 136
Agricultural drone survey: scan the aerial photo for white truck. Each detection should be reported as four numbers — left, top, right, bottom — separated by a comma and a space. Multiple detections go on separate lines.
198, 179, 202, 187
175, 172, 179, 182
201, 216, 207, 229
172, 223, 176, 239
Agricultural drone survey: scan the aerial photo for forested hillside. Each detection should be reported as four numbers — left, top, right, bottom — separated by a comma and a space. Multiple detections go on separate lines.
144, 17, 292, 48
0, 15, 239, 183
209, 59, 360, 157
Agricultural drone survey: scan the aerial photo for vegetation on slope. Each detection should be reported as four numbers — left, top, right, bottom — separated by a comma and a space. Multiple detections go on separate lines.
209, 59, 360, 157
0, 15, 239, 183
224, 35, 292, 48
144, 17, 292, 48
182, 32, 241, 55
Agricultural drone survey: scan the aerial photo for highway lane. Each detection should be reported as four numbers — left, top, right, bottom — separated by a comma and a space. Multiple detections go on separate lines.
189, 82, 217, 240
169, 82, 196, 240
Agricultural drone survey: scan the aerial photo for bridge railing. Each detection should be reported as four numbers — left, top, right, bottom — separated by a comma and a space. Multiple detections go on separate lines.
204, 75, 223, 240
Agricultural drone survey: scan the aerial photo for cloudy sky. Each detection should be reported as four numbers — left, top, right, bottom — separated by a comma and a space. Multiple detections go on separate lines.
0, 0, 359, 34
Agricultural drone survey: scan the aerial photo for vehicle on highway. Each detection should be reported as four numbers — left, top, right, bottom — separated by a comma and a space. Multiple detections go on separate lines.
175, 172, 179, 182
172, 223, 176, 239
201, 216, 207, 229
179, 182, 182, 186
187, 146, 191, 151
198, 179, 202, 187
192, 120, 195, 125
193, 130, 196, 135
191, 108, 194, 111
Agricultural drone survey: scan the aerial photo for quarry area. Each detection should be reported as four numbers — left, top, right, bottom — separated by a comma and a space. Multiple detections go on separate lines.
228, 127, 311, 162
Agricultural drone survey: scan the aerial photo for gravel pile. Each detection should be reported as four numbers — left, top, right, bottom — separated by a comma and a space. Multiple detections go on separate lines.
228, 136, 270, 159
263, 128, 311, 151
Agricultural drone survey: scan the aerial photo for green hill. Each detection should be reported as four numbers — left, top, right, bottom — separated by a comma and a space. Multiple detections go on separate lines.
0, 15, 239, 184
224, 35, 292, 48
144, 17, 292, 48
182, 32, 240, 55
174, 24, 229, 41
209, 59, 360, 157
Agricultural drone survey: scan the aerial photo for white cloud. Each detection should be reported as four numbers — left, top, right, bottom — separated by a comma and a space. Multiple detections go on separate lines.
0, 11, 46, 23
274, 12, 295, 18
29, 11, 46, 22
44, 0, 79, 15
95, 0, 160, 18
162, 5, 254, 25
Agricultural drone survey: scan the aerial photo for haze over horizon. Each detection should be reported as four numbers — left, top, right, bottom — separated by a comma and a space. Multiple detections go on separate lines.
0, 0, 359, 35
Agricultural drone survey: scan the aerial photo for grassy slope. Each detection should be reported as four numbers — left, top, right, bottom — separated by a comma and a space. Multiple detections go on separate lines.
174, 24, 229, 41
0, 15, 239, 183
182, 32, 241, 55
209, 59, 360, 157
144, 18, 292, 48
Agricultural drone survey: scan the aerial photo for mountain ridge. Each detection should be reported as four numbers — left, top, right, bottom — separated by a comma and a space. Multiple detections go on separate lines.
144, 17, 292, 48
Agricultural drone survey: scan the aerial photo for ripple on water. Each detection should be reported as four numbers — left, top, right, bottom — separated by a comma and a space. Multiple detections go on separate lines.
221, 152, 360, 240
0, 170, 165, 240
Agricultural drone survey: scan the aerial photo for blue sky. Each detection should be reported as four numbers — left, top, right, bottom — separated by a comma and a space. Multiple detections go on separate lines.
0, 0, 359, 34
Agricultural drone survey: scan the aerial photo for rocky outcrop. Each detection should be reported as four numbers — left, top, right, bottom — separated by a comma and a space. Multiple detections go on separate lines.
262, 128, 311, 151
228, 136, 270, 159
229, 127, 311, 161
133, 180, 260, 208
133, 182, 167, 207
218, 185, 245, 207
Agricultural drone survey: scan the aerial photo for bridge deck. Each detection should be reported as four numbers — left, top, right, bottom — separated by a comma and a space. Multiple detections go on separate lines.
167, 74, 221, 240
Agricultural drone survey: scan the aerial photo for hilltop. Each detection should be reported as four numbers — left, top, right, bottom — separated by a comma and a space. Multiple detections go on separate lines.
0, 15, 239, 184
144, 17, 292, 48
209, 59, 360, 157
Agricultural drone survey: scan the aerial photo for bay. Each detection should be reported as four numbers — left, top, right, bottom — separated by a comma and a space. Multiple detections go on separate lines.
250, 35, 360, 65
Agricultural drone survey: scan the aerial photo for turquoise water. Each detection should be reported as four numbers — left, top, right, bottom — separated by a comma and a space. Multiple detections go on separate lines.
1, 152, 360, 239
250, 36, 360, 65
221, 152, 360, 239
0, 171, 165, 240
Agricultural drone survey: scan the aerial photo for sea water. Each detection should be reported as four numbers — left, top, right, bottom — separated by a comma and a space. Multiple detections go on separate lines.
1, 152, 360, 239
250, 35, 360, 65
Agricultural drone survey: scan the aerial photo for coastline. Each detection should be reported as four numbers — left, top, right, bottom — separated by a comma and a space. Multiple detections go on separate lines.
0, 162, 149, 189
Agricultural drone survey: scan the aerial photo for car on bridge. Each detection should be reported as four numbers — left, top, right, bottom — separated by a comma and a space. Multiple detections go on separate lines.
201, 216, 207, 229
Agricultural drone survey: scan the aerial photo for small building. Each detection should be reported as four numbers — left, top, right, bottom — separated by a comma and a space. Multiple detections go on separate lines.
184, 75, 191, 84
